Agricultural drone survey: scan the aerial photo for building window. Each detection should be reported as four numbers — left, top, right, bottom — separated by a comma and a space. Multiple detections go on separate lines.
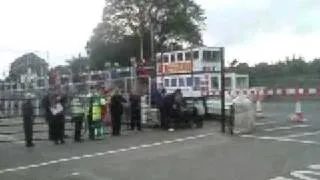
203, 51, 220, 62
194, 77, 200, 90
193, 51, 199, 59
185, 52, 192, 60
171, 54, 176, 62
211, 77, 219, 89
171, 78, 177, 87
164, 79, 169, 87
163, 55, 169, 63
177, 53, 183, 61
186, 77, 193, 87
156, 55, 161, 63
178, 78, 185, 87
225, 77, 232, 88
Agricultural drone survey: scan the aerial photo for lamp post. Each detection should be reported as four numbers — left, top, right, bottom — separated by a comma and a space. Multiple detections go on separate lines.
86, 66, 90, 94
104, 62, 111, 88
220, 47, 226, 133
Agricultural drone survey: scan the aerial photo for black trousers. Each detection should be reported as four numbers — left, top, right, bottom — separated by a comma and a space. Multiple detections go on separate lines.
73, 116, 83, 141
23, 118, 33, 145
159, 106, 166, 129
112, 115, 121, 135
52, 116, 64, 142
45, 116, 53, 141
131, 114, 141, 130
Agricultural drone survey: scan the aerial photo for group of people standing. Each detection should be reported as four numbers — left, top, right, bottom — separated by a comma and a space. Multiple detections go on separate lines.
22, 92, 66, 147
21, 88, 144, 147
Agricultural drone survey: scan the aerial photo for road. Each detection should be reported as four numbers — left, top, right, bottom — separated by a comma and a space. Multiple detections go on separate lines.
0, 100, 320, 180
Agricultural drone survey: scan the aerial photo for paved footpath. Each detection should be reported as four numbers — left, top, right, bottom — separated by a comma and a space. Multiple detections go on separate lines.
1, 100, 320, 180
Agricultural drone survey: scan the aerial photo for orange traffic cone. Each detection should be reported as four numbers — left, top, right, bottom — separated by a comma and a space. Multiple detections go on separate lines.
289, 100, 306, 122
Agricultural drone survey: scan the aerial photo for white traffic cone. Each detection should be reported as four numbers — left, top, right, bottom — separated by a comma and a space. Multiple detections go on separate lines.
289, 100, 306, 122
256, 99, 264, 119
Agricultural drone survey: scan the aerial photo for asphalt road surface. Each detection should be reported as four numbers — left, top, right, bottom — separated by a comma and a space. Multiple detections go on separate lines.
1, 100, 320, 180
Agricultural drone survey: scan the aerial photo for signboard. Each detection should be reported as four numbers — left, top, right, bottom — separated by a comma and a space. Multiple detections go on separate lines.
157, 62, 192, 75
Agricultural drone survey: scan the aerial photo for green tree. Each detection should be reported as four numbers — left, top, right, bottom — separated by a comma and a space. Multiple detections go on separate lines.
8, 53, 49, 82
87, 0, 205, 69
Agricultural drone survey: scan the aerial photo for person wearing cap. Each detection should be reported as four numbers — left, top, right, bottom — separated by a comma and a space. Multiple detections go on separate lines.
71, 96, 85, 142
22, 93, 35, 147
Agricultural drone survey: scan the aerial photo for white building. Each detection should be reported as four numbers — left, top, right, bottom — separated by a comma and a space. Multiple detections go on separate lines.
156, 47, 249, 97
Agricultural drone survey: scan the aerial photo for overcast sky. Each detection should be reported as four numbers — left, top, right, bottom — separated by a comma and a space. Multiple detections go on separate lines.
0, 0, 320, 76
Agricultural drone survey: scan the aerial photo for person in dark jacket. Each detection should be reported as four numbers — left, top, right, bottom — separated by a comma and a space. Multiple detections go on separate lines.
130, 93, 141, 131
22, 94, 34, 147
110, 89, 126, 136
162, 89, 183, 131
51, 95, 65, 145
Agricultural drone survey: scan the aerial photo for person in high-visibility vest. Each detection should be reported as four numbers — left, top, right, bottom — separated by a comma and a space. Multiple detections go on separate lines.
71, 96, 85, 142
88, 92, 106, 140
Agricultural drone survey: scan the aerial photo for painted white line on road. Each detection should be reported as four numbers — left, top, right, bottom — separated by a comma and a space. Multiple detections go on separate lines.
39, 162, 49, 166
255, 121, 277, 126
264, 125, 310, 132
140, 144, 153, 148
118, 148, 128, 152
58, 158, 70, 162
107, 150, 118, 154
197, 134, 207, 138
309, 164, 320, 170
128, 146, 139, 150
70, 156, 81, 160
82, 154, 94, 158
185, 136, 197, 140
0, 131, 215, 175
163, 140, 173, 144
16, 166, 29, 170
95, 152, 105, 156
71, 172, 80, 176
48, 160, 58, 164
240, 134, 320, 145
270, 163, 320, 179
174, 138, 186, 142
152, 142, 162, 146
281, 131, 320, 139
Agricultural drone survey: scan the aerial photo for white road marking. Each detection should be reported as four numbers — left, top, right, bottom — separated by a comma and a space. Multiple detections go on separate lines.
264, 125, 310, 132
185, 136, 196, 140
174, 138, 186, 142
95, 152, 105, 156
281, 131, 320, 139
270, 164, 320, 180
0, 131, 215, 175
71, 172, 80, 176
255, 121, 277, 126
309, 164, 320, 170
58, 158, 70, 162
118, 148, 128, 152
128, 146, 139, 150
28, 164, 39, 168
70, 156, 81, 160
107, 150, 118, 154
163, 140, 173, 144
152, 142, 162, 146
291, 170, 320, 180
140, 144, 152, 148
240, 134, 320, 145
16, 166, 28, 170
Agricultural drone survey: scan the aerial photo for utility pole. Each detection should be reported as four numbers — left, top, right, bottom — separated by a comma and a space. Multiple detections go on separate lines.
220, 47, 226, 133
